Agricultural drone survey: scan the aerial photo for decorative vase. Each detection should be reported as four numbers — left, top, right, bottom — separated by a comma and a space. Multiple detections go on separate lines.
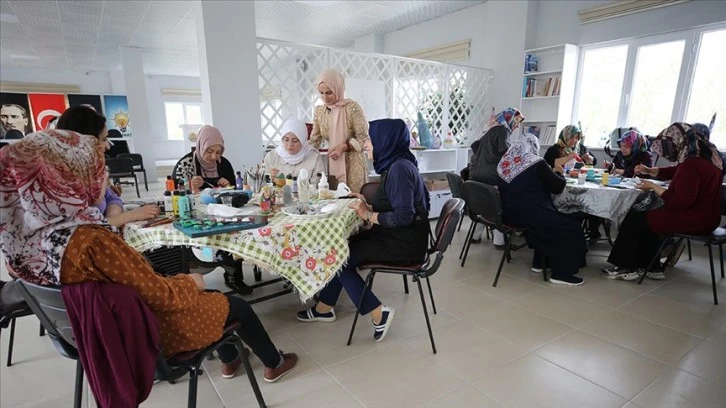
417, 112, 433, 149
443, 131, 456, 149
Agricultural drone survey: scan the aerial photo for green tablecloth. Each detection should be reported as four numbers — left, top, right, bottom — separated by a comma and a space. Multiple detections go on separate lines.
124, 200, 362, 302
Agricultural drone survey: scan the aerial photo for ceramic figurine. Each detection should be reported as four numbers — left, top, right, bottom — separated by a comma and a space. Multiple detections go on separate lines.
431, 134, 442, 149
260, 186, 273, 214
410, 130, 420, 148
443, 131, 456, 149
417, 111, 433, 148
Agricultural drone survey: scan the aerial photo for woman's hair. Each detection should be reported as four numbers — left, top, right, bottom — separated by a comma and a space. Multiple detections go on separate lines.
55, 106, 107, 138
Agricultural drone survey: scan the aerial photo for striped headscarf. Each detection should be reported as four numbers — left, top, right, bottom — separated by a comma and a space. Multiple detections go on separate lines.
651, 122, 723, 171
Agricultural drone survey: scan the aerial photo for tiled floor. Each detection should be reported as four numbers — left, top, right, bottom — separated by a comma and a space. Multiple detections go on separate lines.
2, 181, 726, 407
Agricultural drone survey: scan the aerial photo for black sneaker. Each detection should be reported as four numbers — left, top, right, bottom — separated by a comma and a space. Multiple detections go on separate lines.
296, 306, 336, 323
223, 271, 253, 295
373, 306, 396, 341
549, 275, 584, 286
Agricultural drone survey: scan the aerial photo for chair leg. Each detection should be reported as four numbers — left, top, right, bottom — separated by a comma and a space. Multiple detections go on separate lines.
240, 346, 267, 408
402, 275, 409, 294
347, 272, 375, 346
254, 265, 263, 282
415, 277, 437, 354
187, 367, 200, 408
134, 175, 140, 198
720, 244, 724, 279
638, 238, 677, 284
461, 222, 477, 267
6, 317, 16, 367
39, 323, 45, 336
708, 245, 718, 305
687, 239, 692, 261
74, 360, 84, 408
201, 362, 226, 407
142, 170, 148, 191
459, 221, 475, 260
425, 276, 437, 314
492, 234, 514, 287
457, 208, 464, 232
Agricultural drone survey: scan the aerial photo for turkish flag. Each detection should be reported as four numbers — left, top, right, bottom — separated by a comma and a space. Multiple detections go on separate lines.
28, 93, 67, 130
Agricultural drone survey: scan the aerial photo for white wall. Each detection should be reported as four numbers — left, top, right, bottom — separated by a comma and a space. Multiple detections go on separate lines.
535, 0, 726, 47
0, 65, 201, 162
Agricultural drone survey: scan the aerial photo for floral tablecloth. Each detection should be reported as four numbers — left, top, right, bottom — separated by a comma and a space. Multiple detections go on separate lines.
124, 200, 362, 302
553, 181, 662, 226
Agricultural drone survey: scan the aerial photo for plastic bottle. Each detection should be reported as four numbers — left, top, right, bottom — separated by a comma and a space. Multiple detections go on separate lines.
172, 191, 180, 216
286, 174, 293, 186
185, 189, 195, 213
292, 176, 298, 194
165, 175, 175, 192
163, 191, 173, 214
601, 171, 610, 186
178, 191, 190, 218
235, 171, 243, 190
318, 172, 329, 200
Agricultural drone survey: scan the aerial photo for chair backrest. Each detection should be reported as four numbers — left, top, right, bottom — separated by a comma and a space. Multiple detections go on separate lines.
118, 153, 143, 168
106, 140, 130, 158
721, 184, 726, 217
15, 281, 79, 359
462, 180, 503, 229
445, 172, 464, 199
603, 145, 616, 159
106, 157, 135, 174
360, 181, 380, 201
431, 198, 464, 253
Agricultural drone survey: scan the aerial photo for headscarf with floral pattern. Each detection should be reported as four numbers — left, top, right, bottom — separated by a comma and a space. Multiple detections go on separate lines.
497, 133, 544, 183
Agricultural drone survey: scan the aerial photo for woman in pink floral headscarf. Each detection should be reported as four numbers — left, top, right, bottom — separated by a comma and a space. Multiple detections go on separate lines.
310, 69, 369, 192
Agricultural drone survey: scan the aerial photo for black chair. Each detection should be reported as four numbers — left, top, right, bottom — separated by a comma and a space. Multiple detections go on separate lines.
0, 280, 45, 367
462, 181, 547, 287
15, 281, 267, 408
346, 198, 464, 354
105, 139, 130, 158
445, 173, 466, 232
637, 185, 726, 305
106, 157, 140, 198
118, 153, 148, 191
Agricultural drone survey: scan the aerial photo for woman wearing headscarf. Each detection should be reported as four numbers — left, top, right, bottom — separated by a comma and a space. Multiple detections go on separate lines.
296, 119, 429, 342
0, 130, 298, 383
691, 122, 726, 176
310, 69, 369, 193
469, 108, 523, 246
497, 133, 586, 285
263, 118, 325, 178
604, 129, 654, 178
56, 105, 160, 227
173, 125, 235, 191
544, 125, 597, 169
603, 123, 723, 281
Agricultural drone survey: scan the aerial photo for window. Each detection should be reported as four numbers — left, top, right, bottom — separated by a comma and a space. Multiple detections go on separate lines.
164, 101, 203, 141
574, 24, 726, 148
686, 28, 726, 148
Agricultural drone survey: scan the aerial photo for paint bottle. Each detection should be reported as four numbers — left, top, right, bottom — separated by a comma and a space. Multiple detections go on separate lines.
178, 191, 190, 218
292, 176, 298, 194
185, 189, 195, 213
236, 171, 243, 190
163, 191, 173, 214
165, 175, 175, 191
601, 171, 609, 186
172, 191, 180, 216
318, 172, 329, 200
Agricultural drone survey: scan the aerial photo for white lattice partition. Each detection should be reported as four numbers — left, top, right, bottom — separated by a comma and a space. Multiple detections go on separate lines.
329, 49, 394, 121
394, 59, 447, 141
257, 39, 328, 146
448, 66, 493, 146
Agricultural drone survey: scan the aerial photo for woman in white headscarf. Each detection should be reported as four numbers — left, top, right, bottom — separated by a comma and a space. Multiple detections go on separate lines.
263, 118, 325, 178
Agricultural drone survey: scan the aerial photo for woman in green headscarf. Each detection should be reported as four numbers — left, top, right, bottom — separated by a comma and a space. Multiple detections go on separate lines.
543, 125, 597, 169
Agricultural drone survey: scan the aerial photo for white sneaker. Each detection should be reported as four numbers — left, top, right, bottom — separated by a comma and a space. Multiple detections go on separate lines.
531, 267, 544, 273
646, 271, 665, 280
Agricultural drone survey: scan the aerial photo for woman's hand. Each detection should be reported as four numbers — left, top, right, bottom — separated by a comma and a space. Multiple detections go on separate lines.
582, 152, 594, 164
636, 180, 666, 196
553, 164, 565, 175
191, 176, 205, 192
635, 165, 658, 177
347, 192, 372, 210
554, 152, 577, 168
131, 205, 160, 222
269, 168, 280, 178
189, 273, 206, 291
348, 199, 372, 220
612, 169, 625, 176
218, 178, 231, 187
329, 143, 347, 161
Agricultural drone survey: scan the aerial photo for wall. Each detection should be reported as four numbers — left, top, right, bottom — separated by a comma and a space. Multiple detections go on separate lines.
535, 0, 726, 47
0, 65, 201, 162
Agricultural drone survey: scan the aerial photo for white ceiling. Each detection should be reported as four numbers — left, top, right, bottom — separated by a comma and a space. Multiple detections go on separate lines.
0, 0, 483, 77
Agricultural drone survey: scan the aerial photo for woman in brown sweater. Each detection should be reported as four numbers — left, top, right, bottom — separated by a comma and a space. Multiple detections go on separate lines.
0, 129, 297, 382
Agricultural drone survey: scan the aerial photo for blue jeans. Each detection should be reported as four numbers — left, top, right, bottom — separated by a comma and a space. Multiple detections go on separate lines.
317, 250, 382, 316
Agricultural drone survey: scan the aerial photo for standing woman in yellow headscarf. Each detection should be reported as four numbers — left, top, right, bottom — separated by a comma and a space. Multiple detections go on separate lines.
310, 69, 369, 193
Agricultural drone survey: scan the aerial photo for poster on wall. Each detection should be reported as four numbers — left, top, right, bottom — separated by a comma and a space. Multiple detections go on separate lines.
68, 94, 104, 116
0, 92, 33, 138
28, 93, 68, 131
345, 78, 387, 121
102, 95, 132, 138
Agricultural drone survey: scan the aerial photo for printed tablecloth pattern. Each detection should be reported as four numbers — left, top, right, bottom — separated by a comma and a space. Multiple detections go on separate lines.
124, 201, 362, 302
553, 182, 661, 226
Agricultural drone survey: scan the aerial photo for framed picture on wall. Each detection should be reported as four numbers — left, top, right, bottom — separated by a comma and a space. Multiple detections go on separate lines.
102, 95, 132, 138
28, 93, 68, 131
68, 94, 104, 116
0, 92, 33, 138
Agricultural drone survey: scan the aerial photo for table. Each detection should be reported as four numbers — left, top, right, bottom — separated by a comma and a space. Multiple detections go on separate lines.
553, 180, 662, 226
125, 200, 362, 302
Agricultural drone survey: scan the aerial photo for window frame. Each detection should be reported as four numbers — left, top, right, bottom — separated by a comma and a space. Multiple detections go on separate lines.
572, 22, 726, 147
162, 97, 204, 142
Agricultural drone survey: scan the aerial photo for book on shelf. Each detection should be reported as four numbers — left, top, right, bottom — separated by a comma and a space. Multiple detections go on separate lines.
522, 75, 561, 98
524, 54, 539, 73
538, 125, 558, 145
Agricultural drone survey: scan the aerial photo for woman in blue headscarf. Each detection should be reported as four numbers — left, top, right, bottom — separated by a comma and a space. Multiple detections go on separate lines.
296, 119, 429, 343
